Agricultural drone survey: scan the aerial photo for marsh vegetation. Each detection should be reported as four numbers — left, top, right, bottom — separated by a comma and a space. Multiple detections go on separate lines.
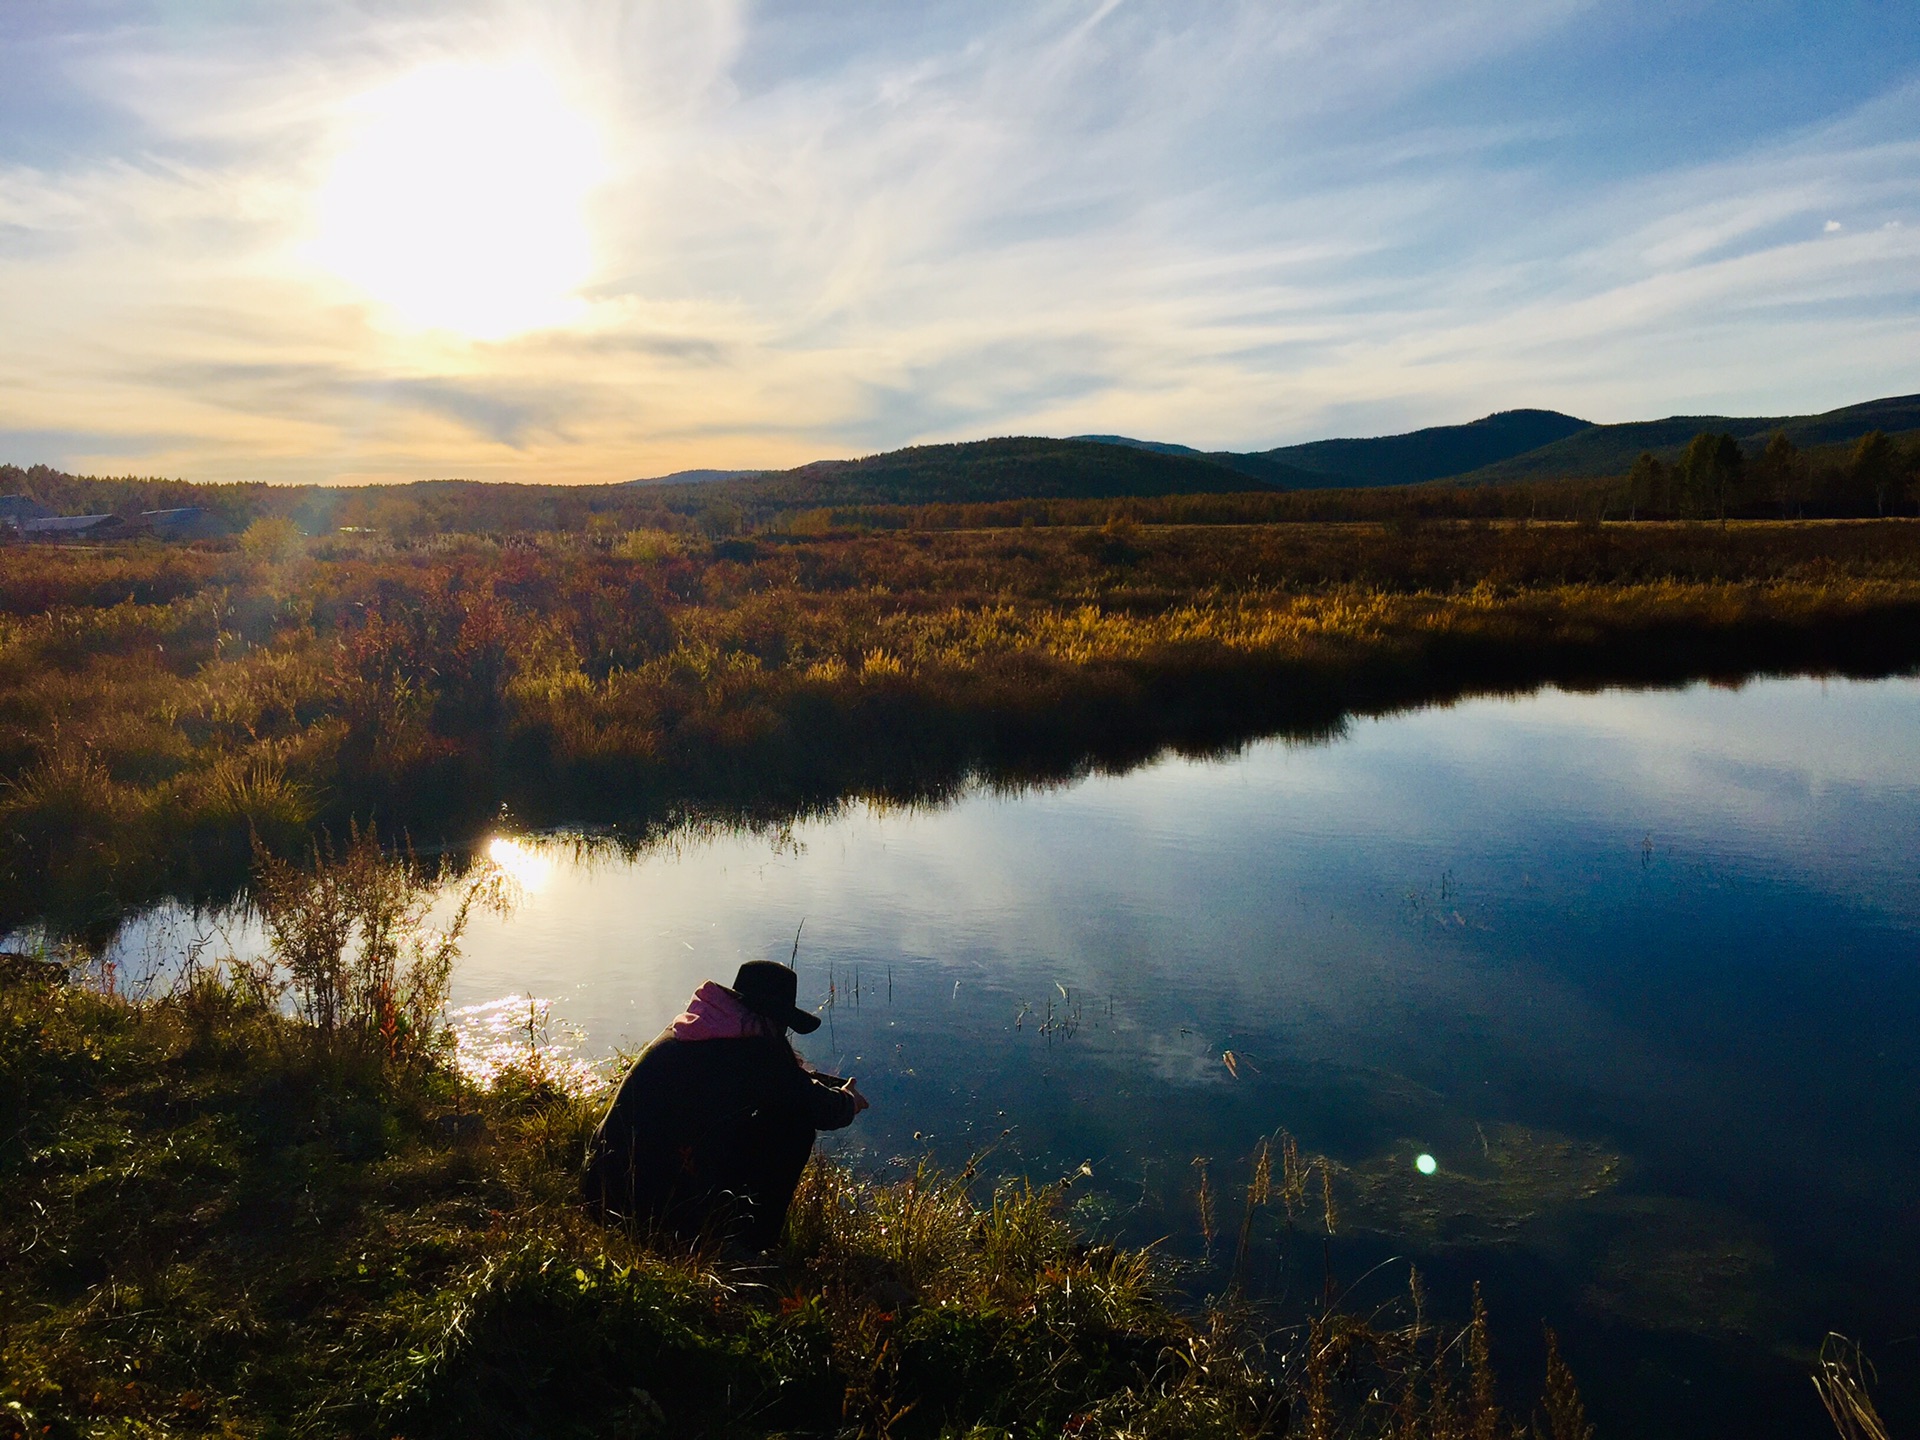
6, 518, 1920, 938
4, 470, 1919, 1437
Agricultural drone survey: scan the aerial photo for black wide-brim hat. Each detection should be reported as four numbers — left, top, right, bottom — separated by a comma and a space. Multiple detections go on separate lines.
730, 960, 821, 1034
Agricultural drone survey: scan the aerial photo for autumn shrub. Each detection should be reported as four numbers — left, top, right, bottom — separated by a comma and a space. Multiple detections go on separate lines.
251, 825, 505, 1066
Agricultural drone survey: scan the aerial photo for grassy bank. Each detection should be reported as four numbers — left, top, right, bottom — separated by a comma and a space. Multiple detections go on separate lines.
1, 948, 1621, 1440
5, 520, 1920, 935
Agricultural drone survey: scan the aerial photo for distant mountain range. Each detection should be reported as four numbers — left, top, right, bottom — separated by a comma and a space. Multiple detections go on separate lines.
1446, 393, 1920, 485
638, 391, 1919, 510
1078, 393, 1920, 489
628, 468, 762, 486
1075, 408, 1592, 488
674, 437, 1272, 509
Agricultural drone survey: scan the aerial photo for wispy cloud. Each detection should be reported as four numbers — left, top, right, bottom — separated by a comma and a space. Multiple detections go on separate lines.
0, 0, 1913, 481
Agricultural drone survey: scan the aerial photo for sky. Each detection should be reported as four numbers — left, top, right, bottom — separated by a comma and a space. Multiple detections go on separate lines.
1, 0, 1917, 486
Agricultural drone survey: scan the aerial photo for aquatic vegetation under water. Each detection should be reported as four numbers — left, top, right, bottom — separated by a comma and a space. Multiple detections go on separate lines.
1331, 1125, 1624, 1248
1580, 1198, 1776, 1339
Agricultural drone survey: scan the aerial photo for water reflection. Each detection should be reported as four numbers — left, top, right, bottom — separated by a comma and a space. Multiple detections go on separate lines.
39, 674, 1920, 1438
436, 674, 1920, 1437
447, 993, 596, 1091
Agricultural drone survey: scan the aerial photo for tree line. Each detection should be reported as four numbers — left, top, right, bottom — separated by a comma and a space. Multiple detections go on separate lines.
5, 428, 1916, 544
1625, 429, 1917, 521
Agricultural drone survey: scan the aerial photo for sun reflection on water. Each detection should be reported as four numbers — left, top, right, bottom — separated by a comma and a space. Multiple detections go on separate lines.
448, 993, 600, 1095
486, 835, 556, 894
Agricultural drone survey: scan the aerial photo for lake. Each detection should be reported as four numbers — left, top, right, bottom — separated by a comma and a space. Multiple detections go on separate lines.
97, 673, 1920, 1437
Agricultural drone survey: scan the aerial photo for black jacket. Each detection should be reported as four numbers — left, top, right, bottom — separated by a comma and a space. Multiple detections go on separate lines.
582, 1027, 859, 1243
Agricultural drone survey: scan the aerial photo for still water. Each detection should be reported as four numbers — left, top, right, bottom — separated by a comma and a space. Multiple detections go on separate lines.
120, 675, 1920, 1436
436, 674, 1920, 1438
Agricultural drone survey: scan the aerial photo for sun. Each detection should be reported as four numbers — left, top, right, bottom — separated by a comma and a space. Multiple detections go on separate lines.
310, 60, 605, 339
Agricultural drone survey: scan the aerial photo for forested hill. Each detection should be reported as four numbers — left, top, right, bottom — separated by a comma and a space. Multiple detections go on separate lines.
658, 436, 1322, 509
1451, 393, 1920, 485
1256, 408, 1592, 486
0, 464, 269, 526
1074, 409, 1591, 488
1077, 395, 1920, 489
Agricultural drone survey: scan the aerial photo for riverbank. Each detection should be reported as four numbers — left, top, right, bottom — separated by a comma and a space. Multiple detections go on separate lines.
0, 954, 1612, 1439
5, 520, 1920, 935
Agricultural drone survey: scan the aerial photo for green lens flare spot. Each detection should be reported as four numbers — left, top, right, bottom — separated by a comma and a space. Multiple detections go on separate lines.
1415, 1153, 1438, 1175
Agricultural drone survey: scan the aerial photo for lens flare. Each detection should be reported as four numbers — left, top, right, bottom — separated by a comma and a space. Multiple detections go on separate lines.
1415, 1152, 1438, 1175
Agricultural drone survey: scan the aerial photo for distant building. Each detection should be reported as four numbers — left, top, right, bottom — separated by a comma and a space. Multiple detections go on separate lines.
20, 513, 145, 542
2, 501, 221, 543
0, 495, 53, 528
141, 507, 228, 541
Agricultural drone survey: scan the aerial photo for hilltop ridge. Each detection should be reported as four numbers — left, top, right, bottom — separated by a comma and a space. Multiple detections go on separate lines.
1073, 394, 1919, 493
1253, 407, 1592, 486
1073, 409, 1593, 489
656, 435, 1320, 510
1449, 392, 1920, 485
3, 392, 1914, 521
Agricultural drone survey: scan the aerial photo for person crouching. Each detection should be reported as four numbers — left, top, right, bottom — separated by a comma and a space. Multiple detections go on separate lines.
582, 960, 868, 1251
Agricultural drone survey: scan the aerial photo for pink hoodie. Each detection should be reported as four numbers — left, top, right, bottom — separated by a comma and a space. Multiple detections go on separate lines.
670, 980, 779, 1041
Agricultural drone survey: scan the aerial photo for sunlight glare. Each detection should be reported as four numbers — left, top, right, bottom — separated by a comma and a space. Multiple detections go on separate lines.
487, 835, 555, 894
310, 60, 604, 338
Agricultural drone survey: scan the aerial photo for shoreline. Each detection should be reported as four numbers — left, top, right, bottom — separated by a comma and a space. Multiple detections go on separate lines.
1, 958, 1608, 1439
6, 520, 1920, 934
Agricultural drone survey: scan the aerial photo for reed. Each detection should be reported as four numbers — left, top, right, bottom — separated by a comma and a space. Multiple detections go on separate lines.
1542, 1327, 1594, 1440
1814, 1334, 1893, 1440
1194, 1156, 1217, 1257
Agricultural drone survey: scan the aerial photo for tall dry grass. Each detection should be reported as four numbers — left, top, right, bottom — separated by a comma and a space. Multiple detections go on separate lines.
1815, 1334, 1894, 1440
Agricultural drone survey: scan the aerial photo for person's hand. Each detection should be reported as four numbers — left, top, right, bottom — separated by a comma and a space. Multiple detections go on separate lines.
841, 1077, 871, 1114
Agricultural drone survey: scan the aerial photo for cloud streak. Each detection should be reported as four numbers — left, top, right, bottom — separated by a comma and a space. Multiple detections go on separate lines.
0, 0, 1914, 482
